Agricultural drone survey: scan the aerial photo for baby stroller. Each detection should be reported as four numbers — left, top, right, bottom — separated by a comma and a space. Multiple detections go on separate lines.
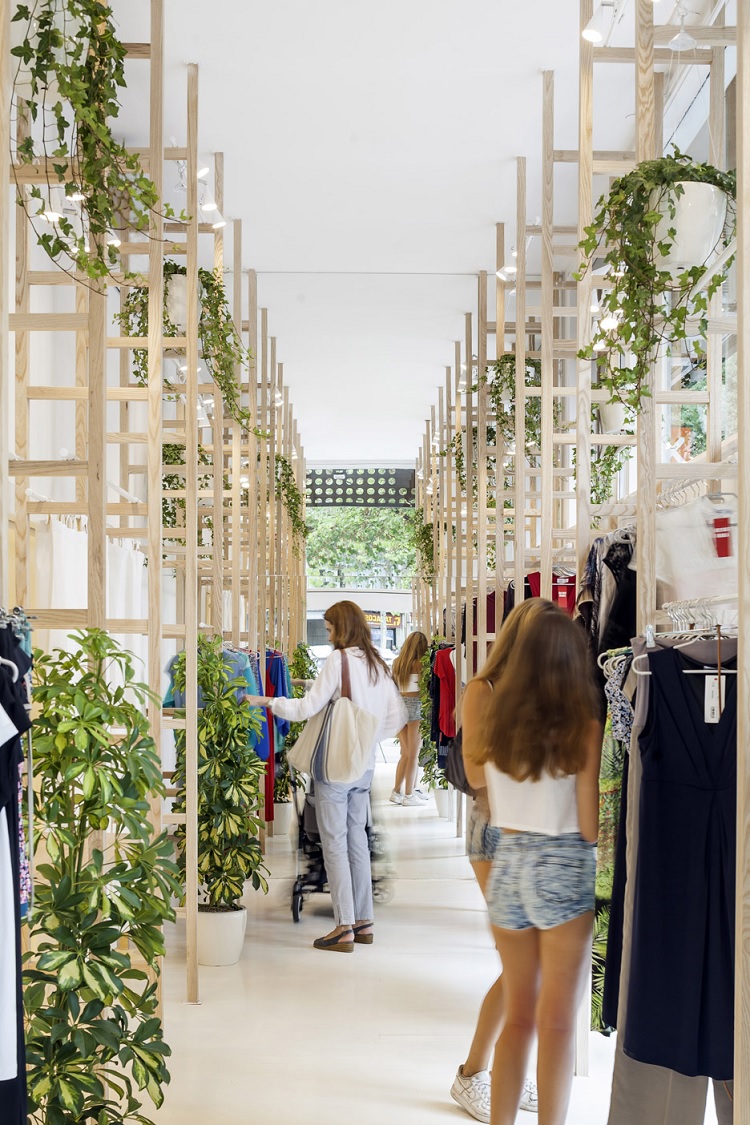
290, 771, 393, 923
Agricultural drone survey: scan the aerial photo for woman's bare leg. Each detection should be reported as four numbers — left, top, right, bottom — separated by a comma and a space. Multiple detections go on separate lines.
534, 911, 593, 1125
463, 860, 505, 1076
403, 720, 420, 794
490, 926, 540, 1125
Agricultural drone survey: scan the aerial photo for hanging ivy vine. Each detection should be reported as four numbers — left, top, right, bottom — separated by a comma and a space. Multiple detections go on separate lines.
11, 1, 177, 281
162, 441, 213, 531
116, 261, 253, 428
406, 509, 435, 580
273, 453, 308, 551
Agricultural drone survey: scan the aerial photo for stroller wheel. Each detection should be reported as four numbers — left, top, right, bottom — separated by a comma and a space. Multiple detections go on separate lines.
372, 880, 394, 905
292, 890, 304, 923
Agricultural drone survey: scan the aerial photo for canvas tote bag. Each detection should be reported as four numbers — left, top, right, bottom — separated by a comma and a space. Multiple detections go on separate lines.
286, 650, 379, 782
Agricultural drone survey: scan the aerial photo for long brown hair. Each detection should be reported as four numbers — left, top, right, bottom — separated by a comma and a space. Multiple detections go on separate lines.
392, 631, 428, 690
477, 600, 599, 780
476, 598, 552, 687
324, 601, 389, 683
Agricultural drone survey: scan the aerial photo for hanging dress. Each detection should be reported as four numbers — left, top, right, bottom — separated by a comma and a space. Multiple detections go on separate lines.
624, 646, 736, 1080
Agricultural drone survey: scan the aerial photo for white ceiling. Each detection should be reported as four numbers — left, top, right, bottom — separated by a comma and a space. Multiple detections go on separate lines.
112, 0, 728, 462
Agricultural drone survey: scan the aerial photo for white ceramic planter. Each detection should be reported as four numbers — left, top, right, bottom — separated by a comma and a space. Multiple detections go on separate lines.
197, 905, 247, 967
652, 182, 727, 273
599, 402, 627, 434
273, 801, 293, 835
434, 787, 454, 819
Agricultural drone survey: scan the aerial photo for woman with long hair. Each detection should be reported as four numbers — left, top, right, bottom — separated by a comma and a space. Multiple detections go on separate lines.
451, 601, 546, 1122
390, 630, 429, 806
244, 601, 407, 952
464, 600, 602, 1125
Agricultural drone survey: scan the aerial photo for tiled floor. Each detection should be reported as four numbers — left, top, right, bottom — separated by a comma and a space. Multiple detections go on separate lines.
153, 742, 716, 1124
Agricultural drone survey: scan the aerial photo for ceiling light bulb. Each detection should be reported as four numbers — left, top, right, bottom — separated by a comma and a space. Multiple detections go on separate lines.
69, 187, 85, 202
600, 313, 620, 331
39, 185, 65, 223
211, 211, 226, 230
106, 230, 122, 248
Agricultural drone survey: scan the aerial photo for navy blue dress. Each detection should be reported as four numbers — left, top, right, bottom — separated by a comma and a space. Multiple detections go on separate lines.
624, 646, 736, 1079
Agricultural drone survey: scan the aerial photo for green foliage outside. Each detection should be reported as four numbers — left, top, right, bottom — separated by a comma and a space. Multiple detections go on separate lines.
171, 635, 268, 910
306, 506, 417, 590
26, 630, 179, 1124
417, 641, 447, 790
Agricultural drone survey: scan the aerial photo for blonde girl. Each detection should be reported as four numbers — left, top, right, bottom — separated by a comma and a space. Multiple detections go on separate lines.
390, 630, 429, 807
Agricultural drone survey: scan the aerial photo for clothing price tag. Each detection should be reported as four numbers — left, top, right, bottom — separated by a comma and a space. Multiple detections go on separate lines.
704, 674, 726, 724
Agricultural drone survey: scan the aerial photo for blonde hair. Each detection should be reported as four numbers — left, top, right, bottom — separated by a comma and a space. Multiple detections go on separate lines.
323, 601, 389, 683
478, 600, 599, 781
392, 631, 428, 690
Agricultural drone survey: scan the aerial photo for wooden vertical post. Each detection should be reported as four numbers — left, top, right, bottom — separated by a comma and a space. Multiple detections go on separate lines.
87, 272, 107, 629
211, 153, 225, 634
476, 272, 488, 666
0, 0, 8, 598
247, 272, 259, 654
444, 367, 454, 642
464, 313, 475, 666
576, 0, 594, 587
231, 221, 243, 647
147, 0, 164, 819
184, 61, 200, 1005
735, 2, 750, 1111
707, 11, 726, 479
259, 310, 269, 655
514, 158, 527, 599
634, 0, 656, 636
495, 223, 506, 599
540, 71, 555, 599
14, 108, 30, 606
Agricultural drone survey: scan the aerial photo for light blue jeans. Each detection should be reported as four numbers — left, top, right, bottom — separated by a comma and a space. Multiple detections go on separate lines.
315, 768, 374, 927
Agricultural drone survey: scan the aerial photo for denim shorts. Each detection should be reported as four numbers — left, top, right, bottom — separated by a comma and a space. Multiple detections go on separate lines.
402, 696, 422, 722
467, 801, 501, 862
488, 831, 596, 931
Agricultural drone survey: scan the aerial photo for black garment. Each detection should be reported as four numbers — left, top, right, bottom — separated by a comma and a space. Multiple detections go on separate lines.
624, 647, 736, 1079
0, 637, 31, 1124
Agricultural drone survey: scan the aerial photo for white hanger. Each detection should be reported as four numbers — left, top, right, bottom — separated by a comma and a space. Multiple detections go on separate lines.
632, 628, 738, 676
0, 655, 19, 683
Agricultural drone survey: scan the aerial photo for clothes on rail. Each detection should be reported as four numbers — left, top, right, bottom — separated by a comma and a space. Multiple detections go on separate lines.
263, 650, 293, 821
0, 614, 33, 1124
606, 633, 737, 1125
655, 493, 738, 606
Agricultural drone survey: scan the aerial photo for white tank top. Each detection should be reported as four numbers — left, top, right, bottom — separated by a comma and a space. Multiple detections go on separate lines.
403, 673, 420, 693
485, 761, 580, 836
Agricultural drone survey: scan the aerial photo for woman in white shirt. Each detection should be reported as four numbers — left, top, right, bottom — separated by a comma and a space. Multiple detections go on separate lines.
389, 630, 429, 806
464, 600, 602, 1125
245, 601, 407, 953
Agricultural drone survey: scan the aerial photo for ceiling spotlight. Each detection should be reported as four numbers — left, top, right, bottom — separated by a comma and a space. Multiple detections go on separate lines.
582, 1, 614, 43
201, 188, 218, 212
591, 298, 600, 313
669, 6, 697, 51
39, 185, 65, 223
211, 210, 226, 230
68, 186, 85, 202
600, 312, 620, 332
106, 230, 122, 248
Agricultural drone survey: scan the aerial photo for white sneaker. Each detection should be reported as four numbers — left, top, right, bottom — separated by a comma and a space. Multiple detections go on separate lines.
413, 788, 429, 802
402, 792, 424, 807
388, 789, 403, 805
451, 1066, 490, 1123
520, 1079, 538, 1113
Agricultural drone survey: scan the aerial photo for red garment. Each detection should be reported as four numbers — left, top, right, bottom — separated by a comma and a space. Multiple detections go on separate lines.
527, 571, 541, 598
552, 574, 576, 615
434, 648, 457, 739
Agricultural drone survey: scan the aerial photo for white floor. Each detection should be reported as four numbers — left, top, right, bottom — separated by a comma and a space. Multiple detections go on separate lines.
150, 742, 704, 1125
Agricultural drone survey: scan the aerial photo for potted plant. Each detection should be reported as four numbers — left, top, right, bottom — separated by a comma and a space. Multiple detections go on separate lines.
171, 635, 268, 967
11, 0, 177, 280
416, 644, 454, 816
25, 629, 180, 1124
577, 148, 736, 412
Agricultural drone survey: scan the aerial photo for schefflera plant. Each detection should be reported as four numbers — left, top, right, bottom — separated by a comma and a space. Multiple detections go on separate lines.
25, 629, 181, 1125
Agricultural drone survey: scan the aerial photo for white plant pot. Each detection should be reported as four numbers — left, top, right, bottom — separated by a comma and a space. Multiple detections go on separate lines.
273, 801, 293, 835
434, 787, 454, 819
652, 182, 728, 274
197, 905, 247, 967
598, 402, 627, 434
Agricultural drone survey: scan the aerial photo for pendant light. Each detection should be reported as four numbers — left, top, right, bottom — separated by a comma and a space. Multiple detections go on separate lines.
668, 5, 697, 52
582, 1, 614, 44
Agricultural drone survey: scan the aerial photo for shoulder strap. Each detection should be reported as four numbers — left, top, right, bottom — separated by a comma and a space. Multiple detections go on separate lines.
340, 649, 352, 700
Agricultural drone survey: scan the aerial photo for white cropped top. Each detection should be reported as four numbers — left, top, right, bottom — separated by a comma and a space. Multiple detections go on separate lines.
402, 673, 420, 693
484, 762, 580, 836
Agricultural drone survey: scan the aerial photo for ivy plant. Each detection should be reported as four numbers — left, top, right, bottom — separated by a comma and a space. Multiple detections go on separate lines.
576, 149, 736, 411
116, 261, 252, 428
171, 634, 268, 910
11, 1, 177, 281
417, 642, 448, 790
25, 629, 180, 1125
406, 509, 435, 581
274, 642, 317, 802
274, 453, 308, 550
